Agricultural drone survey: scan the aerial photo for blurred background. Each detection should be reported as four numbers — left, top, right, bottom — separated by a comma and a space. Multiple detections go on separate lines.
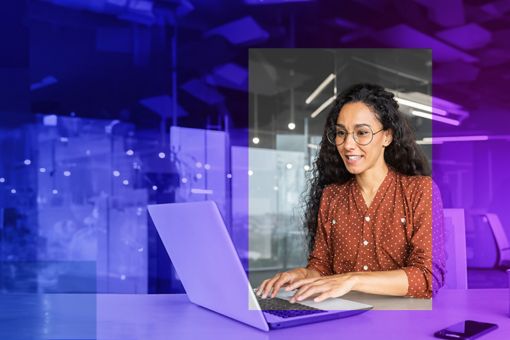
1, 0, 509, 295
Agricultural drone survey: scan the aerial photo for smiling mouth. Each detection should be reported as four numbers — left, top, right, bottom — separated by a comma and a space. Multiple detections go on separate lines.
346, 155, 362, 161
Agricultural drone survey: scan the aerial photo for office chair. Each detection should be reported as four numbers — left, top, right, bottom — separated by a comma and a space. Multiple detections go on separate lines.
467, 213, 510, 269
443, 209, 468, 289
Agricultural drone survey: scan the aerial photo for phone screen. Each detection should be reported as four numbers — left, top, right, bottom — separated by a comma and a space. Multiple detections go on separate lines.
436, 320, 498, 339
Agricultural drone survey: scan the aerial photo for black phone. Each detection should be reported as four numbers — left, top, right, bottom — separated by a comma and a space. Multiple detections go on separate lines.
434, 320, 498, 339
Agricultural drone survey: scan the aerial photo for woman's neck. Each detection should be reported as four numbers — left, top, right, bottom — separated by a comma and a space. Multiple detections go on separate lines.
355, 164, 389, 196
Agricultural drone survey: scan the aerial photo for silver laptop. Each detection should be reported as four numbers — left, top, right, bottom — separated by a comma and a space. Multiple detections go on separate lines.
147, 201, 372, 331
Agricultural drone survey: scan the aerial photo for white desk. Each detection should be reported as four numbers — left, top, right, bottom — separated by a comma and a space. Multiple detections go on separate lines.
1, 289, 509, 339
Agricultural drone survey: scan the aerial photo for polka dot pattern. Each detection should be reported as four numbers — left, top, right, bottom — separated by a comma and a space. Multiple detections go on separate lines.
306, 168, 446, 298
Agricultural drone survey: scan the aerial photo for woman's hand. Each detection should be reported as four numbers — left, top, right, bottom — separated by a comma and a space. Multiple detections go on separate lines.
256, 268, 316, 299
287, 273, 359, 303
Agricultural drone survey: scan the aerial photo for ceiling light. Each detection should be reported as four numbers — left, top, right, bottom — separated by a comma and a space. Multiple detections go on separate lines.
305, 73, 335, 105
411, 110, 460, 126
420, 135, 489, 143
310, 96, 336, 118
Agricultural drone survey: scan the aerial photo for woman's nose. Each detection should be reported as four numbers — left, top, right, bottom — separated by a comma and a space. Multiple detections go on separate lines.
343, 133, 357, 149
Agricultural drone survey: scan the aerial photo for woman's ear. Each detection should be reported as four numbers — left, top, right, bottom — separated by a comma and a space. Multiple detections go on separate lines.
383, 129, 393, 147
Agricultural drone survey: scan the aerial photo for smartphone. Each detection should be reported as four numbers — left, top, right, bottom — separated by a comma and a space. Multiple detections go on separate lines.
434, 320, 498, 339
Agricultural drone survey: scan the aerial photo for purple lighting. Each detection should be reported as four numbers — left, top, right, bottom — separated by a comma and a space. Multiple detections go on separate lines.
181, 78, 225, 105
190, 188, 213, 195
204, 16, 269, 45
139, 95, 189, 119
30, 75, 58, 91
207, 63, 248, 91
375, 24, 477, 63
436, 23, 492, 50
411, 110, 460, 126
245, 0, 315, 4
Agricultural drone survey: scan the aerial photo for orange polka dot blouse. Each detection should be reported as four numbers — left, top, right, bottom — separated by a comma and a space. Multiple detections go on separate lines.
306, 168, 446, 298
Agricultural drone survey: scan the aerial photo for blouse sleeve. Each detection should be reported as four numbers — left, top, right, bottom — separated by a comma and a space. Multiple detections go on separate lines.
306, 186, 334, 276
403, 178, 446, 298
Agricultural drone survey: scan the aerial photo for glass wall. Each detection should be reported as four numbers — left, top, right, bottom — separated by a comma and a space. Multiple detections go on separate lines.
0, 117, 241, 294
1, 116, 154, 293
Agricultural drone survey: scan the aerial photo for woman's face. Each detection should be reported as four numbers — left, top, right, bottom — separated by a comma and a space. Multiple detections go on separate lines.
335, 102, 392, 176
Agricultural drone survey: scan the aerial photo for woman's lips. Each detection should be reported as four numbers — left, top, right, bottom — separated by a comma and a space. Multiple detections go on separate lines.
344, 155, 363, 165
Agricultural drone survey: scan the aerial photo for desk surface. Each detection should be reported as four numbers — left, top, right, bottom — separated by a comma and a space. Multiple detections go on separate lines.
1, 289, 508, 340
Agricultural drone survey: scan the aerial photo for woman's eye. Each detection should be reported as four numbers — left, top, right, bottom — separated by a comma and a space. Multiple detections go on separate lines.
336, 131, 347, 137
357, 130, 370, 136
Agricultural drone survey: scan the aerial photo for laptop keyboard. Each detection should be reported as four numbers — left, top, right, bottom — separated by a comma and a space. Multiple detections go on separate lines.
256, 295, 327, 319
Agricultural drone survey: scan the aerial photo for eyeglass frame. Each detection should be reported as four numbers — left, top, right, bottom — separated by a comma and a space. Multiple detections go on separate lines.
326, 124, 385, 146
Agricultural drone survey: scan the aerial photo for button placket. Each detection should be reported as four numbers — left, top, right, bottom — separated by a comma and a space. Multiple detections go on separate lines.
360, 214, 371, 269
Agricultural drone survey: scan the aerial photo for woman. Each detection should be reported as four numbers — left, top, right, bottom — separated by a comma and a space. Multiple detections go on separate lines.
256, 83, 445, 303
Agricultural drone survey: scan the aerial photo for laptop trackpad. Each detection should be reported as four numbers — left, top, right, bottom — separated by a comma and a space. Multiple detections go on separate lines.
275, 290, 373, 311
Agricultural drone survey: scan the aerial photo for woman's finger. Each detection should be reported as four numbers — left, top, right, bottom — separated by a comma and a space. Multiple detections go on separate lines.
256, 279, 271, 296
270, 273, 292, 298
314, 283, 350, 302
262, 273, 283, 298
291, 283, 329, 303
286, 277, 321, 291
313, 291, 333, 303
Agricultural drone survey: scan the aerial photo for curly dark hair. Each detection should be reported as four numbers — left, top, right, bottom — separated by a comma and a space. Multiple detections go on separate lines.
302, 83, 430, 253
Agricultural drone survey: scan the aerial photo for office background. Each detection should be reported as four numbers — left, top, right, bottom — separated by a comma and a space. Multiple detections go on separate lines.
1, 0, 509, 299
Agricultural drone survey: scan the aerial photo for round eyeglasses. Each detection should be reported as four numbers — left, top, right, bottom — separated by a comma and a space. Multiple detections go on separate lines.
326, 124, 384, 146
